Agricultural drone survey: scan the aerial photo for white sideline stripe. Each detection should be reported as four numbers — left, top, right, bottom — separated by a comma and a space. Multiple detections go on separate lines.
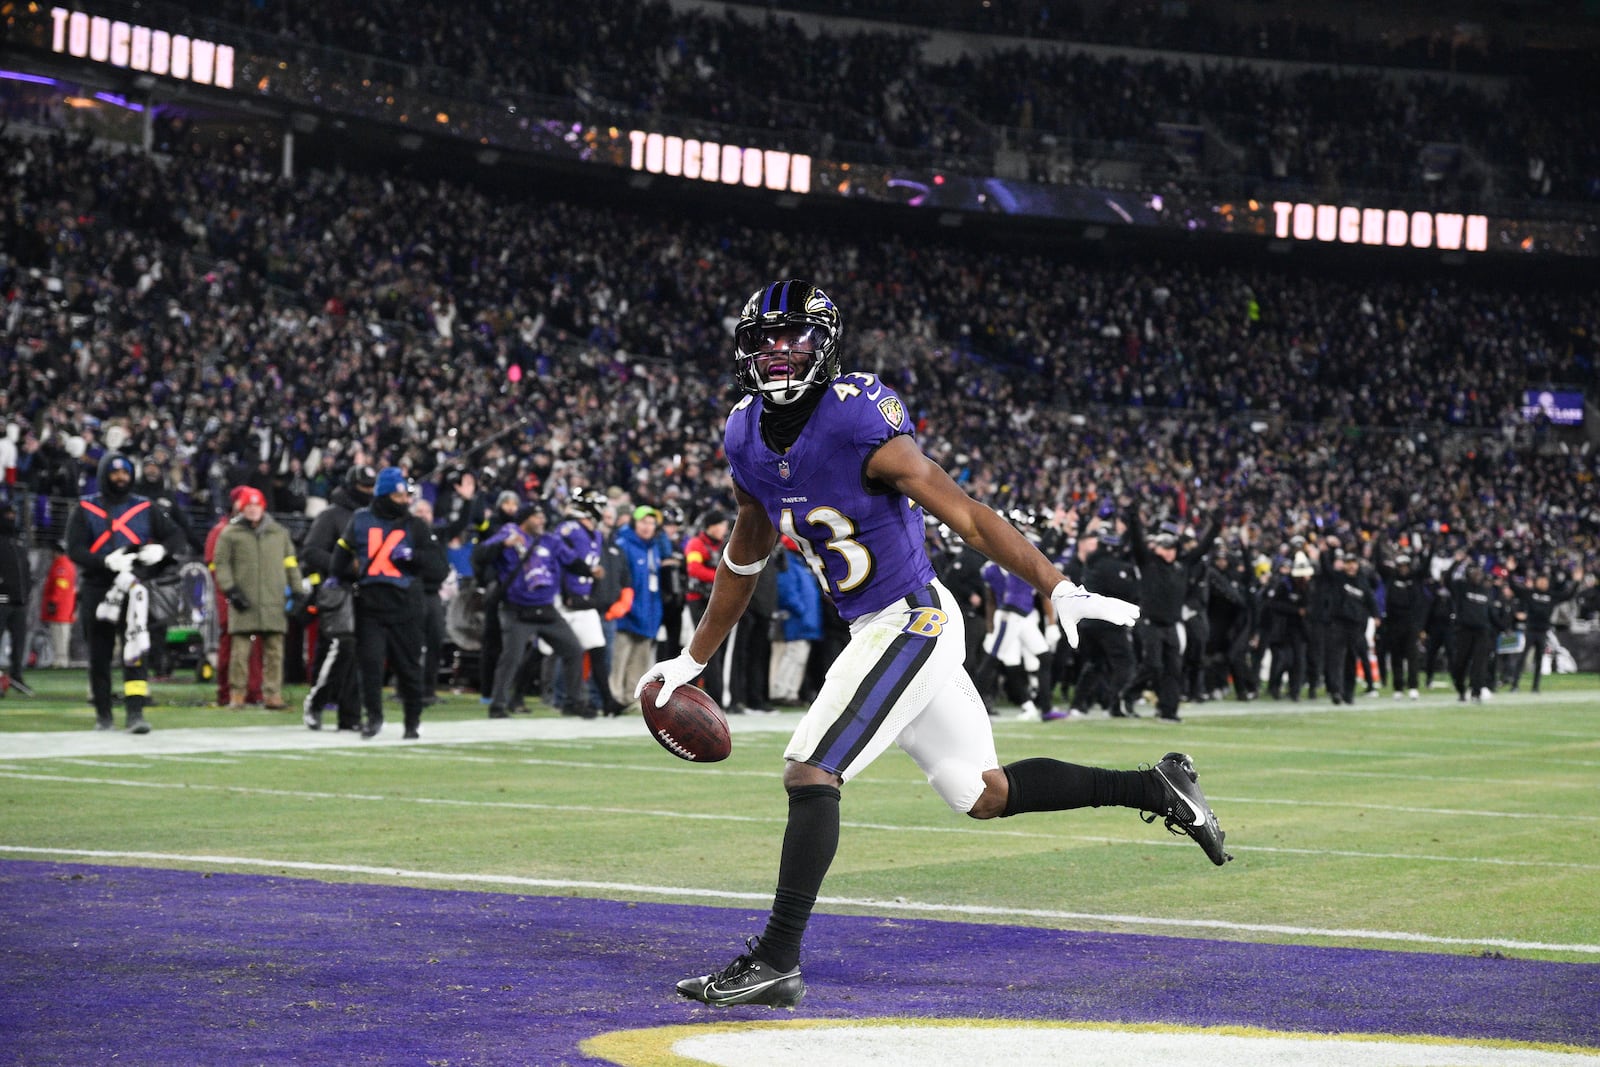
1275, 769, 1597, 788
1210, 796, 1598, 822
5, 762, 1584, 823
55, 758, 155, 769
4, 771, 1598, 872
149, 755, 242, 765
4, 844, 1598, 957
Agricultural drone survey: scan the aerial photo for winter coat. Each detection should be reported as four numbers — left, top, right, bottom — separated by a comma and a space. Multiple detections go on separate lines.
777, 550, 824, 642
613, 523, 663, 639
0, 530, 28, 611
212, 513, 303, 634
41, 553, 77, 624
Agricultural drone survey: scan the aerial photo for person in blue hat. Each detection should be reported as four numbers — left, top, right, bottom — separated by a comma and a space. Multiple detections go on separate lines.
331, 466, 448, 739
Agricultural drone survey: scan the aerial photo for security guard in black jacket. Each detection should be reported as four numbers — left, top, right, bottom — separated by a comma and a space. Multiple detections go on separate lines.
1447, 557, 1496, 702
299, 464, 374, 731
1322, 545, 1379, 705
1126, 506, 1217, 721
0, 501, 33, 696
1071, 522, 1140, 716
332, 466, 448, 739
64, 452, 187, 732
1507, 561, 1580, 692
1375, 542, 1429, 699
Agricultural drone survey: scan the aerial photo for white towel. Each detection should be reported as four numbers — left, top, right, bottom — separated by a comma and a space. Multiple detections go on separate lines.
122, 577, 149, 665
96, 572, 151, 664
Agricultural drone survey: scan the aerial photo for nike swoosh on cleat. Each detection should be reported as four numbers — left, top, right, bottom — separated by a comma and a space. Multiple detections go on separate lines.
704, 976, 788, 1004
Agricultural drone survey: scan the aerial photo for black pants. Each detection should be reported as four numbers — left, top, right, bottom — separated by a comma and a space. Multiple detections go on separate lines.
1225, 625, 1256, 698
1422, 628, 1454, 686
0, 601, 28, 683
80, 587, 149, 725
496, 604, 586, 714
1134, 621, 1183, 717
1072, 620, 1134, 713
478, 589, 504, 697
686, 597, 726, 705
355, 608, 425, 732
1325, 622, 1365, 702
1519, 629, 1550, 691
1450, 627, 1494, 697
1182, 614, 1210, 700
420, 593, 445, 698
659, 596, 685, 661
1267, 633, 1307, 699
1305, 620, 1327, 694
1036, 641, 1073, 715
1379, 622, 1420, 692
728, 610, 772, 711
305, 630, 360, 729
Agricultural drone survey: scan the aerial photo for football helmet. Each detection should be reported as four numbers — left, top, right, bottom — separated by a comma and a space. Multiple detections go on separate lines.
568, 487, 608, 523
734, 279, 842, 405
345, 464, 377, 491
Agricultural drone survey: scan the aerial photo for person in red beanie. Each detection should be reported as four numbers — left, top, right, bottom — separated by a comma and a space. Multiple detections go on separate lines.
213, 485, 304, 710
206, 486, 263, 706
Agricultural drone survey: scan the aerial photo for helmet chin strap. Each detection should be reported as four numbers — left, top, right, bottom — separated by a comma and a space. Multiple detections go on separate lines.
760, 381, 812, 405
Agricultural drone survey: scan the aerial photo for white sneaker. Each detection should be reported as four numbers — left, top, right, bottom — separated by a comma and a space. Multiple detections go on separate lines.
1408, 688, 1419, 700
1478, 688, 1494, 702
1015, 701, 1041, 722
1393, 692, 1405, 701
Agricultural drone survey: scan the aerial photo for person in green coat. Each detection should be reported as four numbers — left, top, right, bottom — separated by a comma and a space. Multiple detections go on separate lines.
213, 486, 305, 710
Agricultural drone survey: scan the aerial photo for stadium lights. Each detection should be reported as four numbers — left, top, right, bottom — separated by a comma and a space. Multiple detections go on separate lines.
0, 70, 60, 85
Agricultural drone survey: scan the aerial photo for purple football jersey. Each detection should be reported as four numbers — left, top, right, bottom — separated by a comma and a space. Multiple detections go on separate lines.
982, 561, 1037, 613
725, 371, 935, 621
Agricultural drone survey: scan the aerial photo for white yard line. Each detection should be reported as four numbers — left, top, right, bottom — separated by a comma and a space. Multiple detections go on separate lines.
3, 843, 1598, 956
5, 769, 1598, 873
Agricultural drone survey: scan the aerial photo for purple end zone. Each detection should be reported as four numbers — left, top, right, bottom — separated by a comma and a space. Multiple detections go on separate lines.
2, 861, 1596, 1065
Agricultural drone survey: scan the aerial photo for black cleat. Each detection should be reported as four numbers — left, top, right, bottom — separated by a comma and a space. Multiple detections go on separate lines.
676, 940, 806, 1008
126, 716, 151, 735
361, 715, 383, 740
9, 678, 35, 697
303, 704, 323, 731
1147, 752, 1232, 865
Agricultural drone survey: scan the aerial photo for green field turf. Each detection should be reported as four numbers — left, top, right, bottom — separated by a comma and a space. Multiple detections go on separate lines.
3, 670, 1597, 964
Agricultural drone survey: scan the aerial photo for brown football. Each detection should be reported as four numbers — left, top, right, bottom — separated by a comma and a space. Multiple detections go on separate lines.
639, 679, 731, 762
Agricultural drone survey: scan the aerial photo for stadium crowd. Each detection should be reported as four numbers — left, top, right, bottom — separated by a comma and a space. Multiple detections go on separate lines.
1, 96, 1597, 715
128, 0, 1600, 202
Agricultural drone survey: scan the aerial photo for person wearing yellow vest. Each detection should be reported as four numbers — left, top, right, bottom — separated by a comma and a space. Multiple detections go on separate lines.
64, 452, 186, 732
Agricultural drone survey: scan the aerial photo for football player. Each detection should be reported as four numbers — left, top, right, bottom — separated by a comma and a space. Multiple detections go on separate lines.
637, 279, 1232, 1009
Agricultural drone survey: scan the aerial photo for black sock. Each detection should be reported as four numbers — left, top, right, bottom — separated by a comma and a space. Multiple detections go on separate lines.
755, 783, 840, 973
1000, 758, 1165, 817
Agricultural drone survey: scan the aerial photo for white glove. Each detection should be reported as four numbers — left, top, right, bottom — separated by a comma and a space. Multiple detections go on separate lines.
136, 544, 167, 566
104, 547, 135, 574
1050, 580, 1140, 649
634, 651, 708, 706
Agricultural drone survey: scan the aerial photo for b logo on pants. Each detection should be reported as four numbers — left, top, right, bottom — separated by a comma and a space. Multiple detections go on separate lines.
902, 606, 949, 638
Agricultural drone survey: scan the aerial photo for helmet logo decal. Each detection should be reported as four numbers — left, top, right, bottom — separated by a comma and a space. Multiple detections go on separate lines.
877, 397, 906, 431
